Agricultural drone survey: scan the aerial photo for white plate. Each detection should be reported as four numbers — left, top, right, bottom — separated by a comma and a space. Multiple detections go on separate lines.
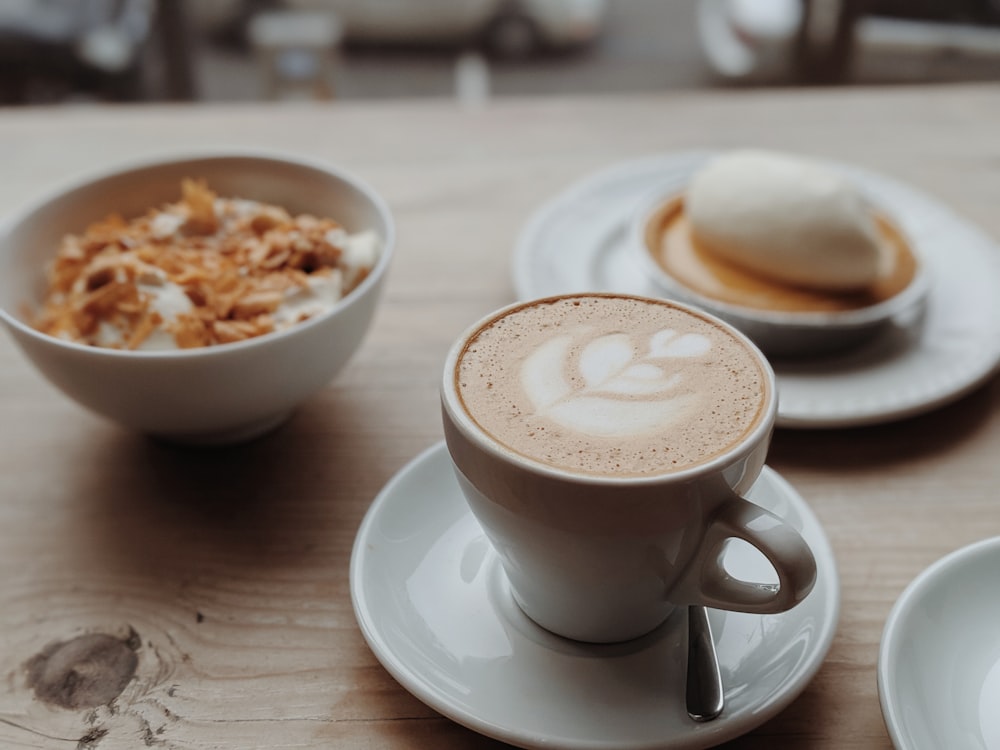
350, 441, 840, 750
513, 152, 1000, 428
879, 536, 1000, 750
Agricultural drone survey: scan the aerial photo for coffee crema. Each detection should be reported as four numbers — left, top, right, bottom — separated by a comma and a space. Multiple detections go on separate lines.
454, 294, 768, 477
645, 197, 918, 313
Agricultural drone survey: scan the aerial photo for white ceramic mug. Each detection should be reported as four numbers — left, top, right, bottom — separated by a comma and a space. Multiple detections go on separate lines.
441, 294, 817, 643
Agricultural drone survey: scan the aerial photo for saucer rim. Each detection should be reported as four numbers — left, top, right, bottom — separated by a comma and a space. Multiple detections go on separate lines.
350, 441, 841, 750
512, 150, 1000, 429
877, 535, 1000, 750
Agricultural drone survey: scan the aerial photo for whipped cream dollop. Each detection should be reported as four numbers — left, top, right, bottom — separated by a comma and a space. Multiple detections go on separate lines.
685, 150, 890, 292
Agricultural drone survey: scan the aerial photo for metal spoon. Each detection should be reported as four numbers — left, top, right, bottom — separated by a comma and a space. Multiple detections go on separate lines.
686, 605, 724, 722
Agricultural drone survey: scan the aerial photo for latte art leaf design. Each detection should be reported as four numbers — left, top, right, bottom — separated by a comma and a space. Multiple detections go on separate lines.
579, 333, 633, 389
521, 329, 713, 438
649, 329, 713, 358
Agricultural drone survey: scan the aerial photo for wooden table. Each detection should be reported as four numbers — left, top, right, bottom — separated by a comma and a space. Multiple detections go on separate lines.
1, 85, 999, 749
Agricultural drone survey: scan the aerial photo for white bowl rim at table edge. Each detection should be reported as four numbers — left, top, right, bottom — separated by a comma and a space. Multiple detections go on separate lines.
878, 535, 1000, 750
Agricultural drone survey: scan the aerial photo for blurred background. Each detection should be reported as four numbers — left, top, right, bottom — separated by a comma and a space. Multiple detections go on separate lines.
1, 0, 999, 106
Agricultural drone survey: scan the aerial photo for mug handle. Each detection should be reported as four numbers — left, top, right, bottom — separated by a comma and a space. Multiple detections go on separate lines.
675, 493, 818, 614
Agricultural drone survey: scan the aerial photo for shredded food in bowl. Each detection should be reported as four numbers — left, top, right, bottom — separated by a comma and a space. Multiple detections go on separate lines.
32, 179, 379, 350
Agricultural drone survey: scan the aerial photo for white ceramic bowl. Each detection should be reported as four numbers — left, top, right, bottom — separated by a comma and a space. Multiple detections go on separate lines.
0, 152, 394, 443
878, 536, 1000, 750
631, 191, 931, 358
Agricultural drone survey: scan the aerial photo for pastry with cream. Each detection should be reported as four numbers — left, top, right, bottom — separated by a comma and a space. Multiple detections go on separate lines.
686, 150, 890, 291
642, 150, 919, 314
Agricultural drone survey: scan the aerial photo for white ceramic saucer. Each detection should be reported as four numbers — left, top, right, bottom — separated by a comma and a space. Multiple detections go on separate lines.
350, 442, 840, 750
512, 152, 1000, 428
879, 536, 1000, 750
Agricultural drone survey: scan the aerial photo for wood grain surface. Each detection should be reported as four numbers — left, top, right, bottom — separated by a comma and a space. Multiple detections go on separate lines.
1, 85, 1000, 749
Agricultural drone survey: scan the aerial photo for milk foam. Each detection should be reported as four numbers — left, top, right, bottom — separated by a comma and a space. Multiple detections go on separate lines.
521, 331, 704, 438
456, 295, 767, 477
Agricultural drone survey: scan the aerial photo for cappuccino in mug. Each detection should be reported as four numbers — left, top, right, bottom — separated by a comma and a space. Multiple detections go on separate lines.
442, 293, 814, 642
454, 293, 768, 477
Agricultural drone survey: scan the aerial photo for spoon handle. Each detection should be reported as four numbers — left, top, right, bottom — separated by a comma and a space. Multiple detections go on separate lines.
686, 605, 724, 722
